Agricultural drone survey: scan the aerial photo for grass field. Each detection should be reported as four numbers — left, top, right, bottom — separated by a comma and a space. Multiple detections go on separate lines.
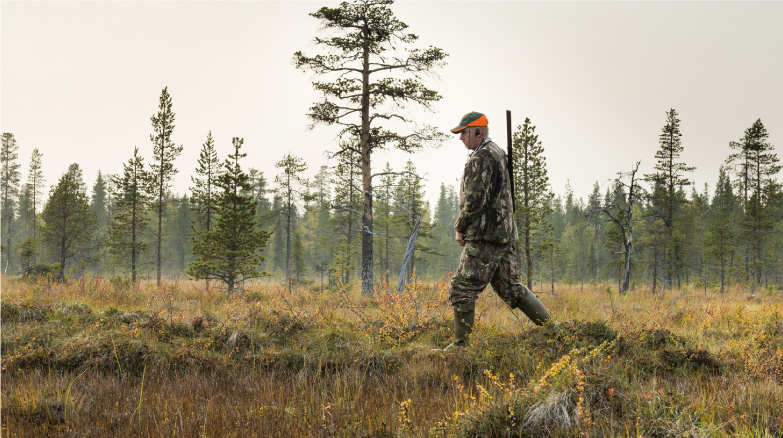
2, 275, 782, 437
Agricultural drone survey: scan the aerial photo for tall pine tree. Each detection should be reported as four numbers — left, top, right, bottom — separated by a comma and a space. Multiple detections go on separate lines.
150, 86, 183, 285
728, 119, 781, 287
645, 109, 694, 288
295, 0, 448, 295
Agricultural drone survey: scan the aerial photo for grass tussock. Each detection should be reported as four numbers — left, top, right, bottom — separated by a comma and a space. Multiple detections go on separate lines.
2, 275, 783, 437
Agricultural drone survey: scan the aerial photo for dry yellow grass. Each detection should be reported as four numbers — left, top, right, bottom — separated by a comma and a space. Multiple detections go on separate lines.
2, 275, 782, 437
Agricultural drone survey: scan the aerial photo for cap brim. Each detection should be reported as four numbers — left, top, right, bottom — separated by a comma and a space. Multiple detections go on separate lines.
450, 114, 488, 133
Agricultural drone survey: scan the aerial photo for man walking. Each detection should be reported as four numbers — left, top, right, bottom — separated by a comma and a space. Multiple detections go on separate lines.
439, 111, 550, 351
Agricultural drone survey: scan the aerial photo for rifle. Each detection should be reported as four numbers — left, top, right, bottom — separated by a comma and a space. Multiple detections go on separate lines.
506, 110, 515, 212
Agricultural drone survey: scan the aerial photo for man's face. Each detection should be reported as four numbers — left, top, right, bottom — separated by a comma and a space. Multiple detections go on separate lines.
459, 128, 477, 150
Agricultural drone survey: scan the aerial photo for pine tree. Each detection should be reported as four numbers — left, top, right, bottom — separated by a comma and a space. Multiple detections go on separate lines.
108, 147, 153, 284
727, 119, 780, 287
189, 138, 270, 293
295, 0, 448, 295
645, 109, 695, 288
274, 153, 308, 291
511, 118, 553, 289
41, 171, 98, 280
150, 86, 183, 286
1, 133, 21, 274
25, 148, 44, 265
190, 131, 221, 233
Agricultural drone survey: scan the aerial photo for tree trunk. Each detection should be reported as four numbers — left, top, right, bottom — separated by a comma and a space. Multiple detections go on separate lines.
132, 193, 137, 284
360, 35, 374, 296
652, 228, 658, 294
285, 183, 292, 292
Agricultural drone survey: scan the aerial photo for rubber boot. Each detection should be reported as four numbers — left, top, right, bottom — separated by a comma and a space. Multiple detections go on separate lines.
437, 303, 475, 351
513, 287, 551, 326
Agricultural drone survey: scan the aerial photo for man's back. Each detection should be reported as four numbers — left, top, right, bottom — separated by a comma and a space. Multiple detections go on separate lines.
455, 140, 518, 243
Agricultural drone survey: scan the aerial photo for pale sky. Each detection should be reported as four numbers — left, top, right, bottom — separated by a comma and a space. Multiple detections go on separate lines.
3, 1, 782, 211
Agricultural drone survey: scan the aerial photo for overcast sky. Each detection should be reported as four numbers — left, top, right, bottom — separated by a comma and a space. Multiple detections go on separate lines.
3, 1, 782, 211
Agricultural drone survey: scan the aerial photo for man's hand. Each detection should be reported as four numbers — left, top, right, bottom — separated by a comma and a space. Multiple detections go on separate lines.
456, 232, 465, 247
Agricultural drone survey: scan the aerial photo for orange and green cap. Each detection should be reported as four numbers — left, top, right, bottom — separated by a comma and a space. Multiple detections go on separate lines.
451, 111, 488, 133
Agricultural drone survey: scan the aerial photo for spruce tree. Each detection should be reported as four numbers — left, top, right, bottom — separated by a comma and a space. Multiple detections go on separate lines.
41, 171, 98, 280
1, 133, 21, 274
189, 138, 269, 293
91, 171, 109, 230
393, 160, 431, 283
586, 182, 604, 282
431, 183, 453, 278
108, 147, 153, 284
254, 172, 272, 220
511, 117, 553, 289
150, 86, 183, 285
90, 171, 110, 273
704, 165, 737, 293
295, 0, 448, 295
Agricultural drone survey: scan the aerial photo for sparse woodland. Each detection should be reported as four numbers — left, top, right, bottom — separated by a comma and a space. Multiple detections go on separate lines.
2, 0, 782, 436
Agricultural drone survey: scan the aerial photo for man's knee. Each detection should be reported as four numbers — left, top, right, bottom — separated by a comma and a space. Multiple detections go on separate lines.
448, 279, 482, 307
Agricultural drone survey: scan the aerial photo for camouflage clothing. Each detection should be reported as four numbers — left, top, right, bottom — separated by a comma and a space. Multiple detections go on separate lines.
450, 139, 523, 307
454, 140, 517, 243
449, 240, 526, 307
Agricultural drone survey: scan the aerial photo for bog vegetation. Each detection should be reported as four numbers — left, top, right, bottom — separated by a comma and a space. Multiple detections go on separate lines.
2, 276, 782, 437
2, 0, 782, 435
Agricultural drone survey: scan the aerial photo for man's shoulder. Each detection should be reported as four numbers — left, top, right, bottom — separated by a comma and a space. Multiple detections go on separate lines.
473, 141, 505, 162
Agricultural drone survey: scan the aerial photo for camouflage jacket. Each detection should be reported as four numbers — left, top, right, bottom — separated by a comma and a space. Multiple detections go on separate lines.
454, 139, 518, 243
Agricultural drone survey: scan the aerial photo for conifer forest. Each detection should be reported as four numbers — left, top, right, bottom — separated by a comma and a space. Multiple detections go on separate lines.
3, 104, 781, 294
3, 1, 783, 437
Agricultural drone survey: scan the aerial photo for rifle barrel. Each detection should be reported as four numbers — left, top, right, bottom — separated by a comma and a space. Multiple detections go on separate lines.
506, 110, 515, 212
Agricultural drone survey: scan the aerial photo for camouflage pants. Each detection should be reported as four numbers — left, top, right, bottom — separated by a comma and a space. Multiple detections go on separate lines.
449, 240, 525, 309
